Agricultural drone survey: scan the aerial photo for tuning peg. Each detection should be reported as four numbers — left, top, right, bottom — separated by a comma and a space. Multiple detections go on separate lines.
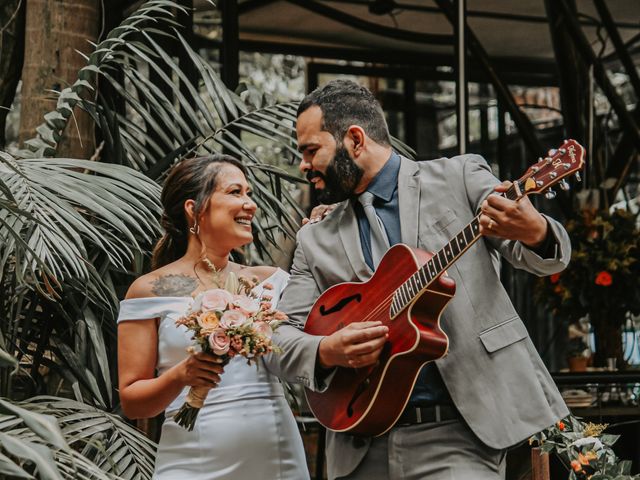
559, 179, 570, 191
575, 172, 582, 182
547, 148, 557, 156
545, 189, 557, 199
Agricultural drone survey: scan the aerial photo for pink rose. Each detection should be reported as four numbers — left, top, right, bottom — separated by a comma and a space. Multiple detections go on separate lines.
254, 321, 273, 338
233, 295, 259, 315
201, 289, 234, 311
209, 329, 230, 355
220, 310, 248, 329
230, 335, 244, 352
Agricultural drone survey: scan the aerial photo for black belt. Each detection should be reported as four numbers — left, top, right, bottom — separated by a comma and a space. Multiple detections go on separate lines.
396, 405, 461, 426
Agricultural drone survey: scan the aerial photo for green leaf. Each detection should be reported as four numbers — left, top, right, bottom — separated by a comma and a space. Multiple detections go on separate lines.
0, 400, 67, 450
0, 433, 63, 480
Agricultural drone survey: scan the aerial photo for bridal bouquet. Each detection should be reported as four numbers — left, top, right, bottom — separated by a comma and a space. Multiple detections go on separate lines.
173, 274, 285, 430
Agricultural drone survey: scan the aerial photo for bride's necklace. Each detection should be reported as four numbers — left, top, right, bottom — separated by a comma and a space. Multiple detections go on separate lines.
200, 257, 231, 289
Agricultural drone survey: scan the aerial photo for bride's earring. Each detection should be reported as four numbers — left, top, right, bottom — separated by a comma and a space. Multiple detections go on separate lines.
189, 221, 199, 235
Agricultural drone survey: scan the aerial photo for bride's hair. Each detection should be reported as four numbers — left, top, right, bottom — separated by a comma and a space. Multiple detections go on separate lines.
152, 154, 248, 269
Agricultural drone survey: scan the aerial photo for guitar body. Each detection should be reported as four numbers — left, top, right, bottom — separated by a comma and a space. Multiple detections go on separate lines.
303, 244, 455, 436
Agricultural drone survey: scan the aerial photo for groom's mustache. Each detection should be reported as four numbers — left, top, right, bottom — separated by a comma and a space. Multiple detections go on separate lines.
306, 170, 325, 183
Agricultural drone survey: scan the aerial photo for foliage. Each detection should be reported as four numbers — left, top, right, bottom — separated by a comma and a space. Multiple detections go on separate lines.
535, 208, 640, 325
531, 415, 640, 480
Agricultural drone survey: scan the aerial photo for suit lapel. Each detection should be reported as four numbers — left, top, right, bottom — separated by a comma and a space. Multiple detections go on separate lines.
337, 200, 372, 281
398, 156, 421, 247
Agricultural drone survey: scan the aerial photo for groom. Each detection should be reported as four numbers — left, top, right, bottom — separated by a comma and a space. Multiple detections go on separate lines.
268, 79, 571, 480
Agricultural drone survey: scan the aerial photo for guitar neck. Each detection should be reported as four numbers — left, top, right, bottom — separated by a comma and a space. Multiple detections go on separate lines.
390, 181, 523, 318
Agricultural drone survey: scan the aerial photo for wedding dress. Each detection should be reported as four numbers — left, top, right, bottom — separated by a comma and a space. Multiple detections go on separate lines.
117, 269, 310, 479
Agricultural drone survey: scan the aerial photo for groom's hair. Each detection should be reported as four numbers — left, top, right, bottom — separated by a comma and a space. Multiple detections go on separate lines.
152, 154, 247, 269
297, 79, 391, 147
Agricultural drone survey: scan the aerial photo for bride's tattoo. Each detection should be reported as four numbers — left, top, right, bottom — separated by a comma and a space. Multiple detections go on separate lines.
151, 274, 198, 296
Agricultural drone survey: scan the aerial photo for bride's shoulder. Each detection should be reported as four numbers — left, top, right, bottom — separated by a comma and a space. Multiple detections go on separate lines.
238, 265, 279, 283
125, 263, 198, 299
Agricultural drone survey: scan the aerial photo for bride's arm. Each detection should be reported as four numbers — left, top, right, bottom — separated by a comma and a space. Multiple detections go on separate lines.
118, 320, 225, 419
118, 319, 186, 419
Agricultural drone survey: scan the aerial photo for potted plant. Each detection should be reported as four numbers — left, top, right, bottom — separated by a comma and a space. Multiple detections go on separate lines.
566, 337, 590, 372
535, 209, 640, 367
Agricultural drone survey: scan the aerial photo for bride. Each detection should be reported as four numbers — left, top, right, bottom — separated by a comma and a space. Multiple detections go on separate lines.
117, 154, 310, 479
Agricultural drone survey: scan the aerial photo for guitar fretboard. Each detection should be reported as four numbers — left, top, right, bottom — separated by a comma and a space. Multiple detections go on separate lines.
390, 181, 522, 318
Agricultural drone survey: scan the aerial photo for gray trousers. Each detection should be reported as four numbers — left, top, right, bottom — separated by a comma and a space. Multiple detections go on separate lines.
336, 420, 506, 480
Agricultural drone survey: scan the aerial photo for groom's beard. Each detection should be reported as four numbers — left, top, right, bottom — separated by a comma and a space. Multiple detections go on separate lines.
307, 146, 363, 204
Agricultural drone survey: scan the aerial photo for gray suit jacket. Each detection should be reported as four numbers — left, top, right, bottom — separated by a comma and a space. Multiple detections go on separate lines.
267, 154, 571, 479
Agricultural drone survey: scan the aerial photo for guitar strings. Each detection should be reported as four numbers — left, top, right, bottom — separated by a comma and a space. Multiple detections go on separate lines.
352, 173, 538, 325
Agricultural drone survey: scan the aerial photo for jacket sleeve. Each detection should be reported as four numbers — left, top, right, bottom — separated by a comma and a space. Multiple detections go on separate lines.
461, 154, 571, 276
264, 231, 329, 391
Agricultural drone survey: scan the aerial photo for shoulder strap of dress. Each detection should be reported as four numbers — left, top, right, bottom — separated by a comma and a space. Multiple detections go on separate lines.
117, 297, 192, 323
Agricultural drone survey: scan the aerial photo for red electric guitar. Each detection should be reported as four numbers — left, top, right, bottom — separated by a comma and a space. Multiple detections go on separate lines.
303, 139, 585, 437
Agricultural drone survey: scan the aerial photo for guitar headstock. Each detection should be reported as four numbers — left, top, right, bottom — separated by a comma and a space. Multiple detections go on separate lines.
519, 139, 585, 198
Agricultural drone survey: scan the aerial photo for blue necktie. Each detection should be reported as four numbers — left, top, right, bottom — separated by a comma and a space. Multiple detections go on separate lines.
358, 191, 390, 268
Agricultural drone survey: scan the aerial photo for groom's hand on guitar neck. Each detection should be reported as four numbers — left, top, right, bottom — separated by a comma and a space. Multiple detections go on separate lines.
317, 321, 389, 369
479, 181, 548, 249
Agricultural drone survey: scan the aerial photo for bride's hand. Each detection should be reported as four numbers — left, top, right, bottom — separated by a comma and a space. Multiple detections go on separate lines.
175, 352, 225, 388
302, 203, 337, 225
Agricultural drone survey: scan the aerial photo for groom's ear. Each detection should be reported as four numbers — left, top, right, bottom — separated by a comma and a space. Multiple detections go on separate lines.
345, 125, 366, 157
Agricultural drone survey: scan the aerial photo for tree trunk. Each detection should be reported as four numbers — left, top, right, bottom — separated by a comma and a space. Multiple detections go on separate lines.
0, 0, 25, 149
19, 0, 99, 159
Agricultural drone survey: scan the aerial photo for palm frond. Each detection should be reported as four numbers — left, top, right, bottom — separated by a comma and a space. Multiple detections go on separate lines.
0, 396, 155, 479
19, 397, 156, 479
0, 152, 161, 298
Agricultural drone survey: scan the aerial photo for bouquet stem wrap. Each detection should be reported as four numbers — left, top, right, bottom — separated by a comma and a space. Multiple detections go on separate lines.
173, 386, 210, 431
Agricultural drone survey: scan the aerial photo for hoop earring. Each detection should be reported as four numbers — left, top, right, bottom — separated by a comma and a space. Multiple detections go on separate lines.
189, 221, 200, 235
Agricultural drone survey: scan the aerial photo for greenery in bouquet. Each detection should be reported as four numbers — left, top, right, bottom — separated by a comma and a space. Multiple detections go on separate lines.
531, 415, 640, 480
534, 208, 640, 324
173, 272, 286, 430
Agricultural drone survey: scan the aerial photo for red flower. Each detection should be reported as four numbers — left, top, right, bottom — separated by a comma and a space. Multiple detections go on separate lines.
557, 421, 565, 431
571, 460, 582, 472
594, 271, 612, 286
550, 273, 561, 284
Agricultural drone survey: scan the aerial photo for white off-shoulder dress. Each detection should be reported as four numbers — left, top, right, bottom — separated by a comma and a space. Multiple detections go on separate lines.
117, 268, 309, 480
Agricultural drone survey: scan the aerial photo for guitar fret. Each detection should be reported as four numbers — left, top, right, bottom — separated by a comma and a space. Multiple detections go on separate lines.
450, 238, 460, 257
432, 253, 442, 272
437, 250, 447, 272
456, 232, 466, 252
401, 285, 409, 305
411, 275, 418, 294
428, 260, 437, 278
406, 282, 414, 301
419, 267, 428, 286
414, 273, 422, 291
471, 219, 480, 236
444, 244, 453, 263
463, 224, 474, 242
